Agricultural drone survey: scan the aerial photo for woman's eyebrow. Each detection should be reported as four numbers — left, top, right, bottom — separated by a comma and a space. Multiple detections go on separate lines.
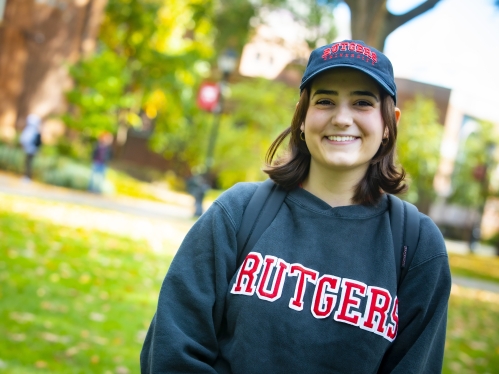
312, 89, 379, 102
312, 89, 337, 98
352, 91, 379, 102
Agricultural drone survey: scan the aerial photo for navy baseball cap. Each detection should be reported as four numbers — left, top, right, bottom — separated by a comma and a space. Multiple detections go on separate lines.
300, 40, 397, 104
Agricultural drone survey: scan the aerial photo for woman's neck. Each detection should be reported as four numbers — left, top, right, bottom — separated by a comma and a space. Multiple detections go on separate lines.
302, 162, 367, 207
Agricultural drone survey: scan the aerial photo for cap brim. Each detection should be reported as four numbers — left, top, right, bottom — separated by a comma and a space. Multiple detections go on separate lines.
300, 64, 395, 98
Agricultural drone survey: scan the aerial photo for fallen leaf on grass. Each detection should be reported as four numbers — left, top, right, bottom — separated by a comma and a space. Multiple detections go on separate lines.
448, 361, 462, 372
115, 366, 130, 374
40, 332, 70, 344
7, 333, 26, 342
92, 336, 108, 345
39, 300, 69, 313
89, 312, 105, 322
136, 330, 147, 343
35, 361, 47, 368
78, 342, 90, 350
9, 311, 35, 323
468, 340, 488, 351
458, 351, 474, 366
65, 347, 79, 357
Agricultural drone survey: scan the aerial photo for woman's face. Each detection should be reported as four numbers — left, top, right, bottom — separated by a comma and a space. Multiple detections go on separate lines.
301, 68, 388, 176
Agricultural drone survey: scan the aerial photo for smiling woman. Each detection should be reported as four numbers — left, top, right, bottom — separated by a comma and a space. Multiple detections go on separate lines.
265, 42, 404, 206
301, 69, 389, 200
141, 40, 451, 374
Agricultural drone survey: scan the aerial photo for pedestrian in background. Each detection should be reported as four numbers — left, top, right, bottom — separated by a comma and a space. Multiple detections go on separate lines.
186, 173, 210, 217
142, 40, 451, 373
19, 114, 42, 181
88, 132, 113, 193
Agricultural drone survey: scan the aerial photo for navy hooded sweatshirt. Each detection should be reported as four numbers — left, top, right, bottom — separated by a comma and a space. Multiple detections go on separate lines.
141, 182, 451, 373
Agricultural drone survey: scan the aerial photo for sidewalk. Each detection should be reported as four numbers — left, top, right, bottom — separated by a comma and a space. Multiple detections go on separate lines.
451, 275, 499, 294
445, 239, 497, 257
0, 170, 195, 221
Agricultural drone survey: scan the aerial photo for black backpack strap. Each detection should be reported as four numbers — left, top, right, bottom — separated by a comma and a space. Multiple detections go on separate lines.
400, 200, 420, 285
236, 179, 287, 268
387, 194, 420, 287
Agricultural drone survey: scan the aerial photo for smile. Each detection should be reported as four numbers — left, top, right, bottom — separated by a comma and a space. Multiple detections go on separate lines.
326, 136, 358, 142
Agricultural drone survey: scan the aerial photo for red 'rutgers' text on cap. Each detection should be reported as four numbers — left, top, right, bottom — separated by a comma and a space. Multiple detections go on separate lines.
322, 41, 378, 65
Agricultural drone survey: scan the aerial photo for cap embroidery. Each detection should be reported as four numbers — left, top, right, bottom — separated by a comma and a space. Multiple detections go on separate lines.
321, 42, 378, 65
302, 39, 395, 102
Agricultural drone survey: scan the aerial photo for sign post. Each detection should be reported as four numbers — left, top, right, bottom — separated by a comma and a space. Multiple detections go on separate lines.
197, 82, 220, 113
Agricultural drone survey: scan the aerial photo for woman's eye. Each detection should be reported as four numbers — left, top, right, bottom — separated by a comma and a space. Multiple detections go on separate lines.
355, 100, 373, 107
316, 99, 333, 105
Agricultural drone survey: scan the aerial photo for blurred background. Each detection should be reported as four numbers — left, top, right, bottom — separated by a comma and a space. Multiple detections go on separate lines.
0, 0, 499, 373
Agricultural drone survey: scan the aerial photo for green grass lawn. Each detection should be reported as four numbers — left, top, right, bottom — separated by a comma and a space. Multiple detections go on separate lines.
0, 210, 172, 373
1, 203, 499, 373
444, 288, 499, 373
449, 252, 499, 283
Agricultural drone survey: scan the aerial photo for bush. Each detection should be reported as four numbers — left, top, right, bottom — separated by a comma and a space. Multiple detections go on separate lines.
0, 144, 92, 191
0, 144, 24, 173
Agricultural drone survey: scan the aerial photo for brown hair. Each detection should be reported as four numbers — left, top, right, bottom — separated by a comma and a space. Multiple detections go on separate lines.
263, 86, 407, 205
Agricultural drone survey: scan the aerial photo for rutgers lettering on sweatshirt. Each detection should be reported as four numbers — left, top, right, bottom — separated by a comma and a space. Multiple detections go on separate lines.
141, 182, 451, 374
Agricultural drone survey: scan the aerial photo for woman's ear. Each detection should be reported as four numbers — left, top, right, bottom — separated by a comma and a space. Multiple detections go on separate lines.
300, 123, 305, 132
395, 107, 401, 126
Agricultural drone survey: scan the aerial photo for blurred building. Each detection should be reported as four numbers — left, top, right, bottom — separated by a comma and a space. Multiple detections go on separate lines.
238, 8, 310, 81
0, 0, 107, 140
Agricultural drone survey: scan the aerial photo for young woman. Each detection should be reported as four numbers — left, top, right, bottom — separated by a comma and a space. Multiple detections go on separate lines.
141, 40, 451, 373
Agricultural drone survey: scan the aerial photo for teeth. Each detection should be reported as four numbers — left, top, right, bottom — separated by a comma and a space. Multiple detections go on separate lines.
327, 136, 356, 142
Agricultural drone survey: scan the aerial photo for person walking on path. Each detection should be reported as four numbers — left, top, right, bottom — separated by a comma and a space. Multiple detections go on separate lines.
186, 173, 210, 217
88, 132, 113, 193
141, 40, 451, 373
19, 114, 43, 181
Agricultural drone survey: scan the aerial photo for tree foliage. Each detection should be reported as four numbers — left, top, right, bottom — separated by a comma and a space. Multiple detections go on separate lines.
397, 96, 443, 211
65, 0, 215, 144
214, 78, 297, 188
64, 50, 134, 137
64, 0, 324, 184
447, 119, 498, 207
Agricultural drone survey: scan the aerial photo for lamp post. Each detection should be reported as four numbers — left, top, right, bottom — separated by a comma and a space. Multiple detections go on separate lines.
205, 49, 238, 172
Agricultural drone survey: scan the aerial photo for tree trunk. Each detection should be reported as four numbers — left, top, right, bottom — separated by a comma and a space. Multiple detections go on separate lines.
0, 0, 31, 139
343, 0, 442, 51
0, 0, 107, 141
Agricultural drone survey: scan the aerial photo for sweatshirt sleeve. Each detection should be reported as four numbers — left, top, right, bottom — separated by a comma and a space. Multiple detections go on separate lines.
378, 216, 452, 374
140, 184, 255, 373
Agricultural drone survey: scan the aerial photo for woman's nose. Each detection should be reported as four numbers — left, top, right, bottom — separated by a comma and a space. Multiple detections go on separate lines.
332, 104, 353, 128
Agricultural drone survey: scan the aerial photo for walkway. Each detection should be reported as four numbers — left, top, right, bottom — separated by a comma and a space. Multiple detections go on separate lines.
0, 171, 195, 221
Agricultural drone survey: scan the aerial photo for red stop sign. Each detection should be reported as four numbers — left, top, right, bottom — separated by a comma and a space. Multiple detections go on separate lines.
197, 82, 220, 112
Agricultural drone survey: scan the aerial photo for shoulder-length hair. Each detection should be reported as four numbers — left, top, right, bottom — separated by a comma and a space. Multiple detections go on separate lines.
263, 85, 407, 205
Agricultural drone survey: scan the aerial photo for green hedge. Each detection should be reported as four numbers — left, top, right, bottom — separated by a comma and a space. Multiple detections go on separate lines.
0, 145, 92, 191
